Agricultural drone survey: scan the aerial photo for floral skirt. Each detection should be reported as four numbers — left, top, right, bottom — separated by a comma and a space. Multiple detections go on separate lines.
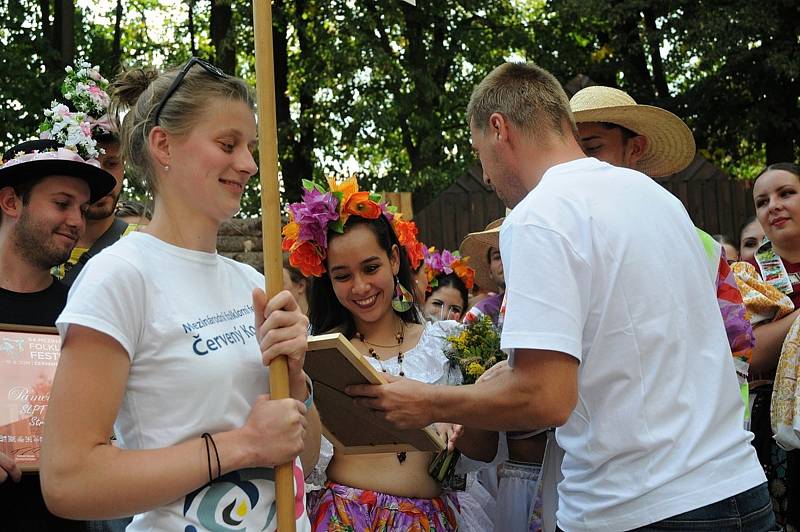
307, 481, 460, 531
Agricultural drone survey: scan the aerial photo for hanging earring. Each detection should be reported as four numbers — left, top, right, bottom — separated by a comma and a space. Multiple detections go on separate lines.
164, 164, 170, 172
392, 276, 414, 313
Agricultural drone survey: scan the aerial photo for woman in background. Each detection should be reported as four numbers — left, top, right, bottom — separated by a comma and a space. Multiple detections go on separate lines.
745, 162, 800, 528
422, 248, 474, 323
739, 216, 766, 263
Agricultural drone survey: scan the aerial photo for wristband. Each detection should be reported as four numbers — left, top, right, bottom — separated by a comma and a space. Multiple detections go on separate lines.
303, 374, 314, 411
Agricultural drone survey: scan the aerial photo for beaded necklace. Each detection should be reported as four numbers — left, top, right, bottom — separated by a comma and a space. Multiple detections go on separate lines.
355, 320, 409, 463
355, 321, 407, 376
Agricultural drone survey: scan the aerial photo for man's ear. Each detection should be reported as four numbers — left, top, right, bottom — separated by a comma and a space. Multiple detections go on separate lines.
489, 112, 511, 143
0, 186, 22, 221
626, 135, 648, 169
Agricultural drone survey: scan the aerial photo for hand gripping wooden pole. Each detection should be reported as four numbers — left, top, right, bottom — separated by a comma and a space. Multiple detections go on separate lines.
252, 1, 296, 530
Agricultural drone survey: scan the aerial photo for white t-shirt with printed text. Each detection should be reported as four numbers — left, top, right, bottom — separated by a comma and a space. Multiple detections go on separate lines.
57, 232, 310, 532
500, 158, 765, 531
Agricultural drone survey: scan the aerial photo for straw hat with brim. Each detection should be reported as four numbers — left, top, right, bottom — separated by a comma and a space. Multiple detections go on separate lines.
0, 139, 116, 203
570, 86, 696, 177
460, 218, 504, 292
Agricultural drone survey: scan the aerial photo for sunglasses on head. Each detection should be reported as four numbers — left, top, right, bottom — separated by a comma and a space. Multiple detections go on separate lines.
153, 57, 226, 126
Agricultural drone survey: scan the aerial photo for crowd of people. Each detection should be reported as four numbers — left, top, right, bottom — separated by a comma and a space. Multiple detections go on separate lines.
0, 54, 797, 532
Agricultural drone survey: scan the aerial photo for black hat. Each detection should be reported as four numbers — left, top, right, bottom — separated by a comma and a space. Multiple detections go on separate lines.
0, 139, 116, 203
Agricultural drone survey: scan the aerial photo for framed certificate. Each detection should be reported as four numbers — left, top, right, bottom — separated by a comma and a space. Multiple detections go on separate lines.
0, 324, 60, 471
305, 333, 445, 455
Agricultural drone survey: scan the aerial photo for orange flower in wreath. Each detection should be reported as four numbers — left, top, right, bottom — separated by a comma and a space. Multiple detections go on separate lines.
452, 258, 475, 290
405, 241, 425, 270
327, 175, 359, 224
289, 241, 325, 277
282, 220, 300, 250
393, 218, 418, 244
281, 213, 301, 251
393, 219, 424, 269
344, 191, 382, 219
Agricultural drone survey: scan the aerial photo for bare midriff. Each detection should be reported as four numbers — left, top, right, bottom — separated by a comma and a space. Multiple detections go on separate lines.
327, 450, 441, 499
508, 431, 547, 464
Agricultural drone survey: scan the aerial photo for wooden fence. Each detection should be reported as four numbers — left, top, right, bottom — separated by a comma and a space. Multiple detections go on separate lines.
414, 156, 756, 252
414, 163, 506, 253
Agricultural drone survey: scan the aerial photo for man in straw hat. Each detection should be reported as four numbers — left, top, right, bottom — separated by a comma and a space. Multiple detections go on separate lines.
461, 217, 505, 326
349, 62, 772, 531
571, 86, 755, 418
569, 85, 695, 178
0, 138, 114, 530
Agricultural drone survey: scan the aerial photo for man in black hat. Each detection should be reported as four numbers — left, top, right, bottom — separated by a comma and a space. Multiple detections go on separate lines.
0, 138, 114, 530
0, 139, 115, 326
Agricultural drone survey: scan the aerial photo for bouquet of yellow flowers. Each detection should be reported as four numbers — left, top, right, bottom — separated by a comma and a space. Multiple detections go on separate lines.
445, 315, 506, 384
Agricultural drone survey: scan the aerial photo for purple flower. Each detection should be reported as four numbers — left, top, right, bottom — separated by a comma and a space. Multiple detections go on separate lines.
426, 250, 445, 273
379, 202, 394, 223
288, 189, 339, 249
440, 250, 456, 273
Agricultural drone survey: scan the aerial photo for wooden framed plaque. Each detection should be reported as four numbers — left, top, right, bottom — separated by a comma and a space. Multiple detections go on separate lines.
0, 323, 60, 471
305, 333, 445, 454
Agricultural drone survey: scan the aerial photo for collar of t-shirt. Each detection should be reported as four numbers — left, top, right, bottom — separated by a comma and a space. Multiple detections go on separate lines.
538, 156, 606, 185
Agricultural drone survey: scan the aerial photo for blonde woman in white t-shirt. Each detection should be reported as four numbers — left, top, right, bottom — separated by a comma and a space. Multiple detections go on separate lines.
40, 59, 320, 531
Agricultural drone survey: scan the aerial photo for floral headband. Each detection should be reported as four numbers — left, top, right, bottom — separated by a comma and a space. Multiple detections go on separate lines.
38, 61, 113, 160
424, 247, 475, 291
282, 176, 425, 277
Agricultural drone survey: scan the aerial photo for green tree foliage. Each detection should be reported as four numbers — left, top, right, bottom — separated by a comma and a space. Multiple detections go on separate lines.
523, 0, 800, 179
1, 1, 797, 216
0, 0, 66, 146
284, 1, 532, 209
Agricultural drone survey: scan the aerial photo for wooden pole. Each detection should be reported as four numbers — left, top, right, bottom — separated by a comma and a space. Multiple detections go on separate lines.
252, 1, 296, 531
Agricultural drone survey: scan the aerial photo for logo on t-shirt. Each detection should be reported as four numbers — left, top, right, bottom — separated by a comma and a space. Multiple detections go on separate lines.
181, 305, 257, 356
181, 464, 306, 531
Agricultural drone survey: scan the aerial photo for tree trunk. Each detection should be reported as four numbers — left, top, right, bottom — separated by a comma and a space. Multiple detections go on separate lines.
272, 0, 315, 204
210, 0, 235, 73
39, 0, 61, 76
53, 0, 74, 67
111, 0, 124, 71
39, 0, 52, 45
763, 1, 799, 164
612, 5, 654, 102
271, 0, 297, 202
643, 8, 670, 102
288, 0, 315, 200
188, 0, 197, 56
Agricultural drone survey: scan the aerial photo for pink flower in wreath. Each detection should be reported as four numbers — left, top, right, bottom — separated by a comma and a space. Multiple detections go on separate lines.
288, 188, 339, 249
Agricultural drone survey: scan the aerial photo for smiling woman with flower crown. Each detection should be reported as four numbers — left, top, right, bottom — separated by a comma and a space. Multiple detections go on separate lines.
286, 177, 495, 531
422, 248, 475, 322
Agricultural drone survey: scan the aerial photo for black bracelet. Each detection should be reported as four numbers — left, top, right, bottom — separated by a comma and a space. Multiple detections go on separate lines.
207, 433, 221, 479
201, 433, 212, 485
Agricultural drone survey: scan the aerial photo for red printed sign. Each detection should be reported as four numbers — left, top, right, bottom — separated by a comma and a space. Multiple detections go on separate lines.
0, 325, 60, 471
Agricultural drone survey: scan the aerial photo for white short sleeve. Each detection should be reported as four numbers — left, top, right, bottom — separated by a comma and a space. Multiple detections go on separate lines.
57, 252, 146, 360
500, 222, 590, 361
